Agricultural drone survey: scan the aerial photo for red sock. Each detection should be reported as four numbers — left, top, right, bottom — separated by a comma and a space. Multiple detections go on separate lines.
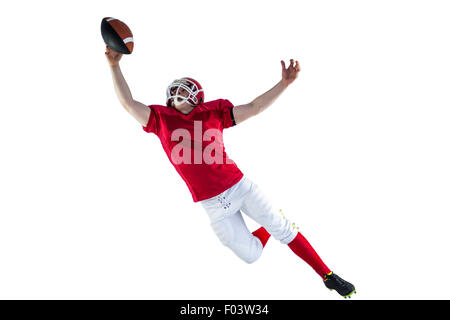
252, 227, 271, 248
287, 232, 331, 279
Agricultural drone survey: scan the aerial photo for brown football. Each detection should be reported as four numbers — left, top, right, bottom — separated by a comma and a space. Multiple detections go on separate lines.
101, 17, 134, 54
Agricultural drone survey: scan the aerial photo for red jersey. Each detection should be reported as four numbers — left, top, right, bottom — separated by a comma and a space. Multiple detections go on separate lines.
142, 99, 243, 202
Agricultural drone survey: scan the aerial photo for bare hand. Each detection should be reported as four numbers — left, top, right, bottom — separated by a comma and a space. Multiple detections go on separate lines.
281, 59, 300, 87
105, 45, 123, 67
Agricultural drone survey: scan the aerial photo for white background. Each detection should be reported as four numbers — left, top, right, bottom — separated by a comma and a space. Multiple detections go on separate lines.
0, 0, 449, 300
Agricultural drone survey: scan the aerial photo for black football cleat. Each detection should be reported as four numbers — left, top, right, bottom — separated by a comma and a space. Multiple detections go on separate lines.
323, 272, 356, 298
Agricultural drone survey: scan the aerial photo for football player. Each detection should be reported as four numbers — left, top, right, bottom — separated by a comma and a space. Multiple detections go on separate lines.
105, 46, 355, 298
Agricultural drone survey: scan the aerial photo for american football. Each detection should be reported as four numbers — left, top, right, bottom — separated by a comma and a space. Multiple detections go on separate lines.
101, 17, 134, 54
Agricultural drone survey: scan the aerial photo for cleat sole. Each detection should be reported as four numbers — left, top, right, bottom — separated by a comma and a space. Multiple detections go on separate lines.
344, 290, 356, 298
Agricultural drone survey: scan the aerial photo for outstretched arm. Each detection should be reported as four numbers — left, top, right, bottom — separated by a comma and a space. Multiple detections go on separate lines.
233, 59, 300, 124
105, 46, 150, 127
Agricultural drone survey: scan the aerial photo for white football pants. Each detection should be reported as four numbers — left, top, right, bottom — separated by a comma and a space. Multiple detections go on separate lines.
199, 176, 298, 264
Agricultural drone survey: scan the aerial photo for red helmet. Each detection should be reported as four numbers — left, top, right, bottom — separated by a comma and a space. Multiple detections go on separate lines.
166, 77, 204, 107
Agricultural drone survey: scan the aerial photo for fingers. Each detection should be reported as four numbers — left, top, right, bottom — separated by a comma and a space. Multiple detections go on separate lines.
105, 46, 122, 60
281, 59, 300, 71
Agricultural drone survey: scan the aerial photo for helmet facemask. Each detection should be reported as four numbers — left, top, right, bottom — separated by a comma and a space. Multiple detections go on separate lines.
166, 78, 204, 107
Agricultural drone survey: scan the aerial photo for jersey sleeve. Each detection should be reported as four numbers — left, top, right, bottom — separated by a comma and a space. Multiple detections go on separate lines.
142, 105, 160, 135
217, 99, 236, 129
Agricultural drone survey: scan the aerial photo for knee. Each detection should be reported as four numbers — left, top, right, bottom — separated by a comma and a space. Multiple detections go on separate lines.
211, 219, 262, 264
240, 240, 263, 264
240, 249, 262, 264
264, 211, 299, 245
219, 238, 262, 264
220, 240, 262, 264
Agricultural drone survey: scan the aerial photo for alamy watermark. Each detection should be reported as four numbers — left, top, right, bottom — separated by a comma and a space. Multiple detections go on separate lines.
170, 121, 234, 165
